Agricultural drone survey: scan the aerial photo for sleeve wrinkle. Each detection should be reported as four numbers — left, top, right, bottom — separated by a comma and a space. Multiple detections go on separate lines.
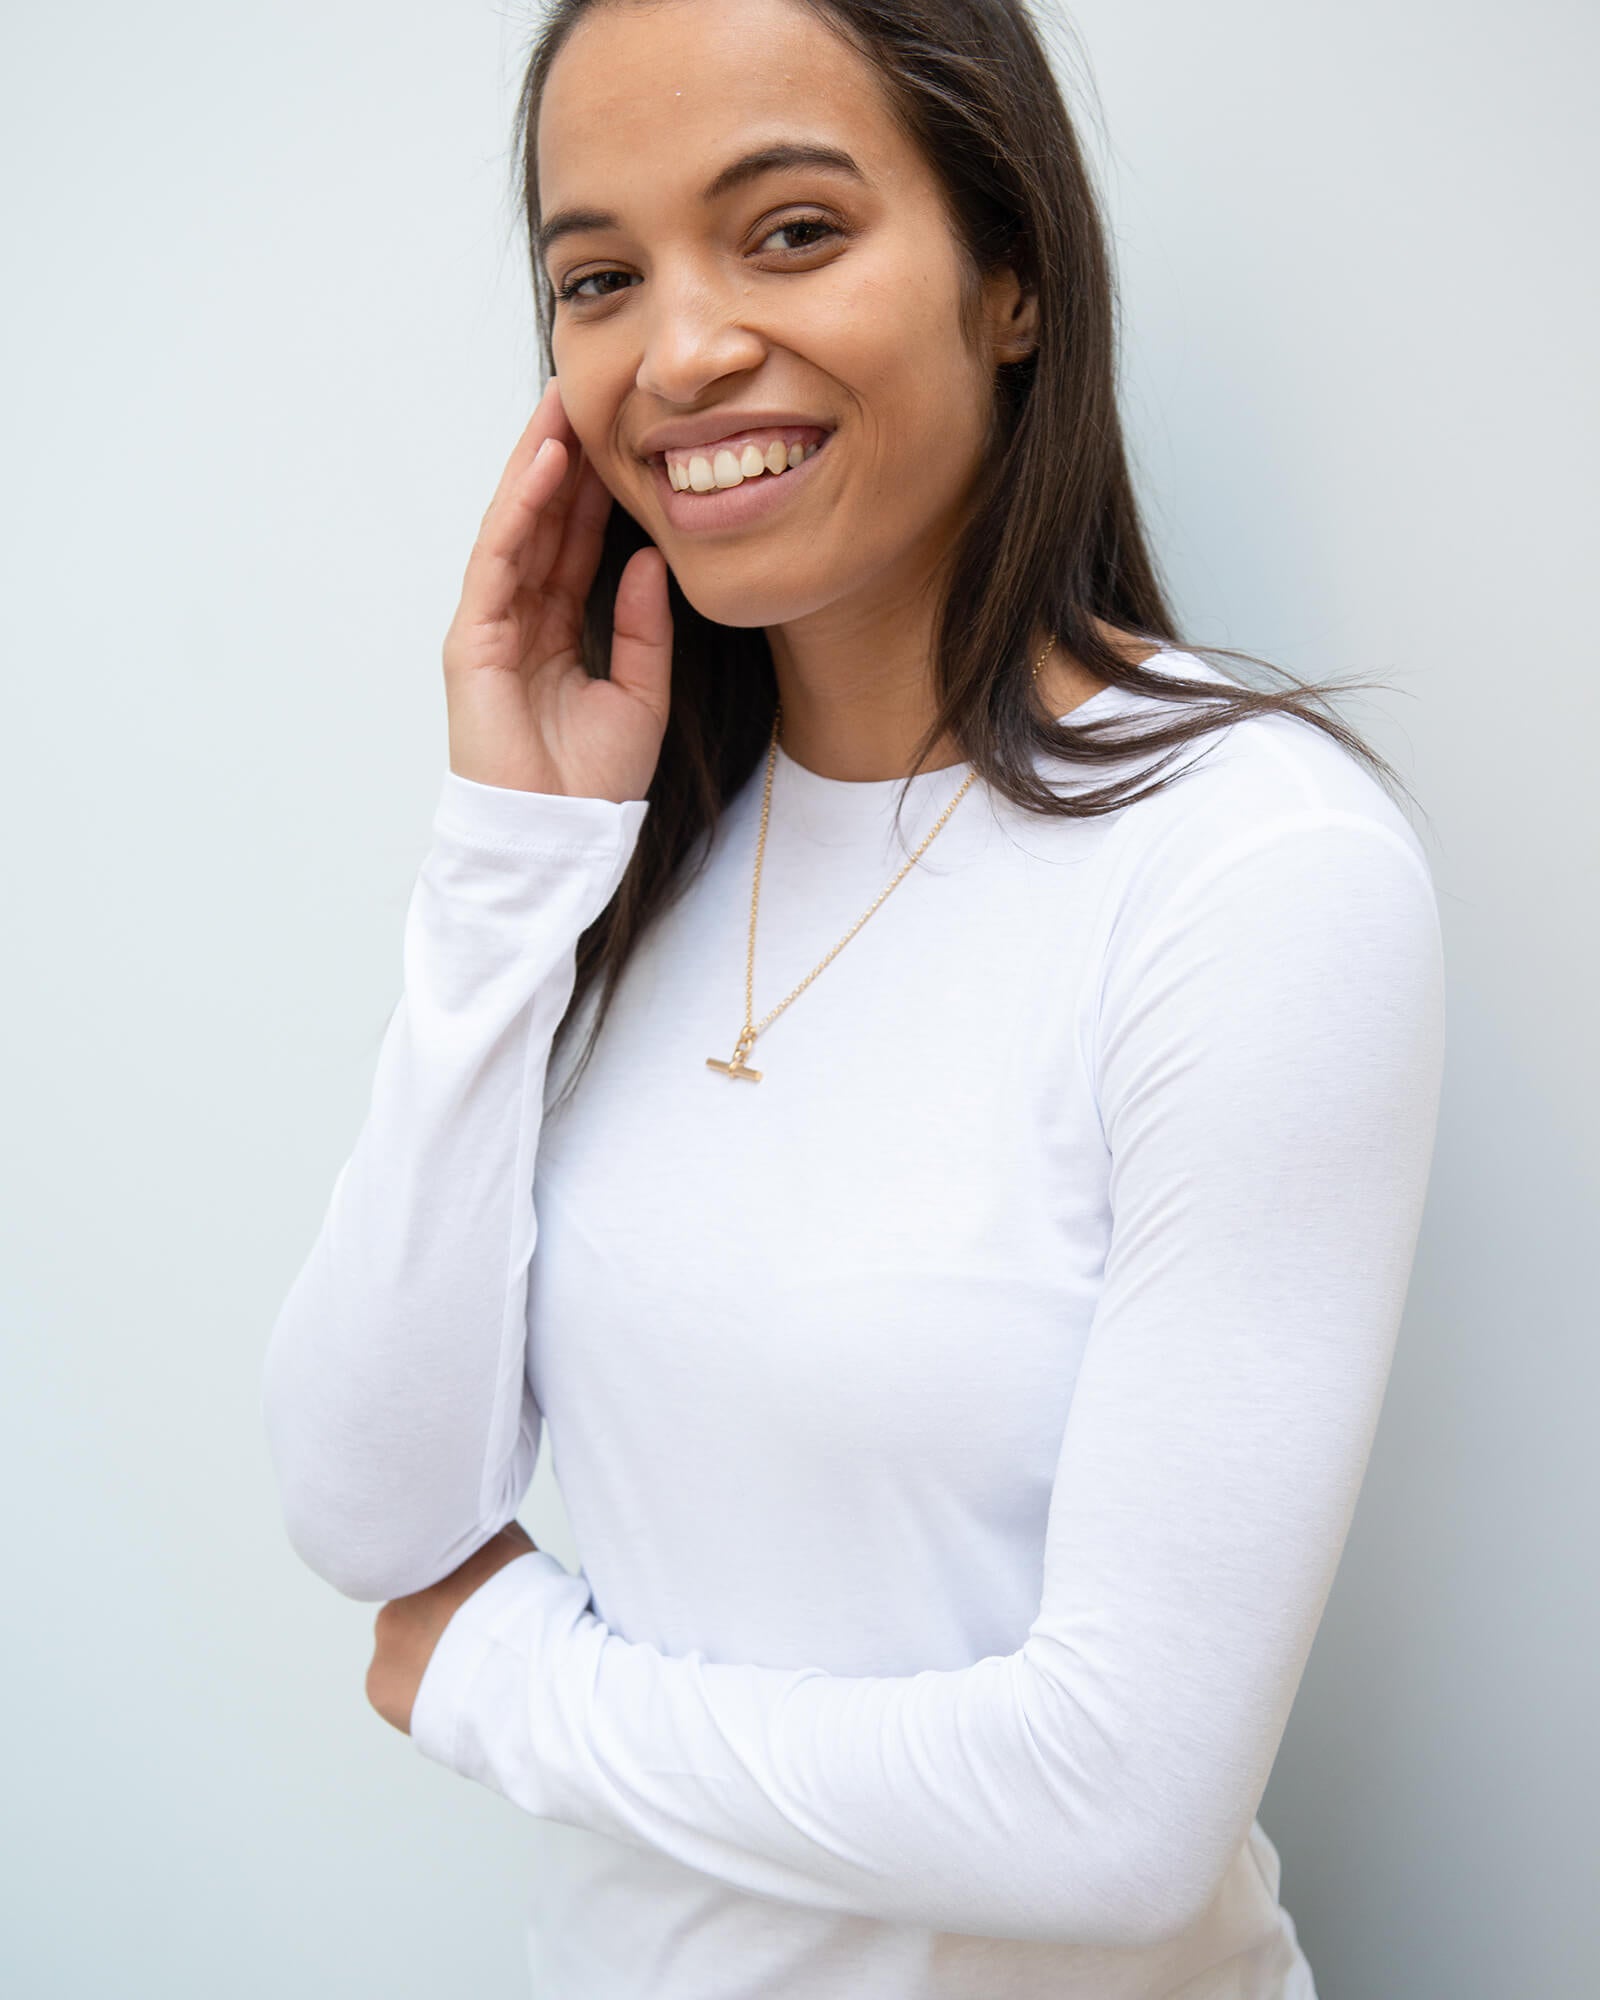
260, 779, 648, 1602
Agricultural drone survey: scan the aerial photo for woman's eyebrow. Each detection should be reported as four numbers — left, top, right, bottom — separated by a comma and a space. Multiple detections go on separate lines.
537, 143, 867, 264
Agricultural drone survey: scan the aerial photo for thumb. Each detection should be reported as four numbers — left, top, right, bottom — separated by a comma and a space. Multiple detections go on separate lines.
608, 544, 673, 726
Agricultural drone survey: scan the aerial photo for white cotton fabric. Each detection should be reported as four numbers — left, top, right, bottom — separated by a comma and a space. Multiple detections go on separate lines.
262, 650, 1446, 1999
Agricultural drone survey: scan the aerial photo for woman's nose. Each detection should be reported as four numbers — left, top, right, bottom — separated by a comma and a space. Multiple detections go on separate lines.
633, 274, 768, 406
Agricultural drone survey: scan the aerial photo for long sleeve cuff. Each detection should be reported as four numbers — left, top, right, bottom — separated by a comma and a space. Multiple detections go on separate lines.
432, 768, 651, 853
409, 1549, 591, 1796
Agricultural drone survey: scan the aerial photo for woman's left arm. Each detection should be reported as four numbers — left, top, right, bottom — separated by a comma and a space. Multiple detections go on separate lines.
387, 809, 1446, 1952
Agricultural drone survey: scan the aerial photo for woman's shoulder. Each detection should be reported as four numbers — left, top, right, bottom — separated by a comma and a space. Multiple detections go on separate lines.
1041, 644, 1438, 951
1082, 645, 1421, 838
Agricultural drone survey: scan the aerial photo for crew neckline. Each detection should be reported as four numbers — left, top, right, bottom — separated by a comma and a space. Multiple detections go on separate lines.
769, 651, 1177, 805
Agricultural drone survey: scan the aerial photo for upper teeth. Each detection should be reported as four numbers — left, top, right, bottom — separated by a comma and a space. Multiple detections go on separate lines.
665, 435, 823, 492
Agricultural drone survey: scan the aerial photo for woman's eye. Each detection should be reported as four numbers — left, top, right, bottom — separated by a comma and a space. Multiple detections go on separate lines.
758, 216, 839, 254
556, 269, 634, 304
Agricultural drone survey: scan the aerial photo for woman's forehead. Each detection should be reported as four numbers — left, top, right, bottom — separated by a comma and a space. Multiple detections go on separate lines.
536, 0, 902, 195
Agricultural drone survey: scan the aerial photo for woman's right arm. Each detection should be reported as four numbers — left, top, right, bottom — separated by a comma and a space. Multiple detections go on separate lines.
261, 776, 647, 1601
261, 378, 672, 1602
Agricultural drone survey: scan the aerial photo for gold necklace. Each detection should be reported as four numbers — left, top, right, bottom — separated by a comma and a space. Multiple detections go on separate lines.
705, 634, 1056, 1081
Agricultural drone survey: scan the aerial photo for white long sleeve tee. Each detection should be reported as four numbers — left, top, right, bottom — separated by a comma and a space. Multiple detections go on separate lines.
261, 650, 1446, 1999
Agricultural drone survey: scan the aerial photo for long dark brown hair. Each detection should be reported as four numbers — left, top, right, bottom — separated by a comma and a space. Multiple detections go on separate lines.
508, 0, 1421, 1111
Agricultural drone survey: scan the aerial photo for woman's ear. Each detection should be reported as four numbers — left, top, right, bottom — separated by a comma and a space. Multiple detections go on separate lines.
983, 264, 1040, 365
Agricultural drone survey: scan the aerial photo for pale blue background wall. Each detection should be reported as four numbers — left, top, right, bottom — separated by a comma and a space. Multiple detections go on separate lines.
3, 3, 1593, 1993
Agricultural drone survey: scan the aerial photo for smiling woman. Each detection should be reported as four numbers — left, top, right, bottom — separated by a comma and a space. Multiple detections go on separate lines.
261, 4, 1446, 1997
530, 3, 1055, 666
505, 0, 1416, 1062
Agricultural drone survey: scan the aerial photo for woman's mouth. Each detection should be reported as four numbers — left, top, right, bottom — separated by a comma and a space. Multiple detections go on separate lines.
648, 426, 834, 536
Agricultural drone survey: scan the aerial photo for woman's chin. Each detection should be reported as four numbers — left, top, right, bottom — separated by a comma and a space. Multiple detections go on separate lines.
664, 557, 842, 634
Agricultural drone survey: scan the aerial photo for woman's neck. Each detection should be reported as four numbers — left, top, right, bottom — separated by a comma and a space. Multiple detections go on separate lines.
766, 613, 1147, 782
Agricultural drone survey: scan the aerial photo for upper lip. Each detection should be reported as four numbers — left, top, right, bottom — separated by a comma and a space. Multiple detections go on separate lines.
634, 411, 836, 461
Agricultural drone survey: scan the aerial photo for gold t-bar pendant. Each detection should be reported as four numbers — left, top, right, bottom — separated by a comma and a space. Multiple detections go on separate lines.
705, 1031, 762, 1081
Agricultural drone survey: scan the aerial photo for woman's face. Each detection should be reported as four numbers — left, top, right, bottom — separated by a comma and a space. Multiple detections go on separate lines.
537, 0, 1033, 631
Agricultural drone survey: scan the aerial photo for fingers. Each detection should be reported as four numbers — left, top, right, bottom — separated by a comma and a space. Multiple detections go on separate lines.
453, 381, 632, 656
455, 432, 571, 633
480, 376, 571, 532
608, 545, 674, 720
455, 377, 579, 627
541, 445, 616, 607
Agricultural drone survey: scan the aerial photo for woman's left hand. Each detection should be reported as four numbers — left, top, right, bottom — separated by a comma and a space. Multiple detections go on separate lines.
366, 1520, 539, 1735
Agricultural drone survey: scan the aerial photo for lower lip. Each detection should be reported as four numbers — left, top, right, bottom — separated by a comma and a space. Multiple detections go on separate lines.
649, 435, 834, 536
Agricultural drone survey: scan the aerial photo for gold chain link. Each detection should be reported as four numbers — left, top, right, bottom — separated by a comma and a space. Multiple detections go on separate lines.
706, 634, 1056, 1080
